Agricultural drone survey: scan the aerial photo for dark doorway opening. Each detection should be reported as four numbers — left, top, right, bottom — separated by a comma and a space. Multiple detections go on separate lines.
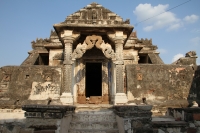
34, 53, 49, 65
86, 62, 102, 97
138, 54, 152, 64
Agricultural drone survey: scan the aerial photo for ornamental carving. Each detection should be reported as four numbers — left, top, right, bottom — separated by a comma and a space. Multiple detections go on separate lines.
72, 35, 115, 59
100, 41, 115, 59
63, 2, 130, 25
185, 51, 197, 57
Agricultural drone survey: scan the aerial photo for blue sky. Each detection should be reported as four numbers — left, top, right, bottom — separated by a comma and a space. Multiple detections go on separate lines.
0, 0, 200, 67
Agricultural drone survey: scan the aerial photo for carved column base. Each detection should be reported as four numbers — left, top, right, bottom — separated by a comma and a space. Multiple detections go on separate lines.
60, 92, 74, 105
114, 93, 128, 105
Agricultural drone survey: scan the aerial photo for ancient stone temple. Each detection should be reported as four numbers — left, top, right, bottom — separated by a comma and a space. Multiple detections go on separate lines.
0, 2, 200, 133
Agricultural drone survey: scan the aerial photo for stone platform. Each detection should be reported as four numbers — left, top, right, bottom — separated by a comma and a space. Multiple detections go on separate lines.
0, 104, 155, 133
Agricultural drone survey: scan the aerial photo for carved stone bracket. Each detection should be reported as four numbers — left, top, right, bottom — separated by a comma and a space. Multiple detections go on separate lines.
85, 35, 102, 50
100, 41, 115, 59
72, 35, 116, 60
72, 42, 87, 60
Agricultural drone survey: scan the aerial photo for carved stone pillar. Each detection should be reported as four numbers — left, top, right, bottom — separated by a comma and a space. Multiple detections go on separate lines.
63, 37, 74, 93
60, 30, 80, 105
108, 31, 128, 105
114, 38, 124, 93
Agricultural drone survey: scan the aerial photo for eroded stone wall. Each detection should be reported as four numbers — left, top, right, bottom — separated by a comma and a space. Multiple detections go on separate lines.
49, 49, 64, 66
0, 66, 62, 107
192, 66, 200, 103
126, 64, 198, 115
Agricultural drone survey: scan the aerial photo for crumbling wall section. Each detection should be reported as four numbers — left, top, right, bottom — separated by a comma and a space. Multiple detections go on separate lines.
0, 66, 62, 108
191, 66, 200, 103
126, 64, 197, 115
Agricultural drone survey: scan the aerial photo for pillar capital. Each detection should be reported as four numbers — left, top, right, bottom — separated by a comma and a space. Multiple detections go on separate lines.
107, 31, 127, 44
113, 37, 124, 45
62, 37, 74, 44
60, 30, 80, 44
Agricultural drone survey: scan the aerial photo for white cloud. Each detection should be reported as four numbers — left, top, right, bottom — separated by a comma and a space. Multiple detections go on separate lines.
157, 48, 167, 54
133, 4, 198, 32
191, 29, 200, 33
143, 26, 153, 32
190, 37, 200, 45
172, 53, 184, 62
133, 3, 181, 32
184, 14, 199, 23
167, 23, 182, 31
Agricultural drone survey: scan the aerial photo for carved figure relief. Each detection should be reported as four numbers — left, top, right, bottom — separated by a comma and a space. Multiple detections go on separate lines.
72, 35, 115, 59
92, 10, 97, 19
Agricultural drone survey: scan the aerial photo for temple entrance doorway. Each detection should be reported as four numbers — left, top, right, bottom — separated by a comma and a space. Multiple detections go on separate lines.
76, 59, 109, 104
85, 62, 102, 97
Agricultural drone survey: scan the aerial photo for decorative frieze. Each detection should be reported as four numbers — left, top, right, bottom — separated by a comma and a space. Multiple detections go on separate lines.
62, 2, 130, 25
22, 105, 76, 119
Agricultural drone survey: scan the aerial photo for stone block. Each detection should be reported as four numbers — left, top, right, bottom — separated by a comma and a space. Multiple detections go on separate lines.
72, 113, 116, 122
60, 93, 73, 105
34, 130, 55, 133
193, 113, 200, 121
89, 96, 102, 104
113, 93, 128, 105
187, 128, 197, 133
70, 122, 118, 130
19, 128, 34, 133
135, 128, 153, 133
102, 95, 109, 104
77, 96, 86, 104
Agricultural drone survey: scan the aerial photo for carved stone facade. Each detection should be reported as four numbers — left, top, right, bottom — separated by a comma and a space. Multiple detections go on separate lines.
0, 2, 199, 133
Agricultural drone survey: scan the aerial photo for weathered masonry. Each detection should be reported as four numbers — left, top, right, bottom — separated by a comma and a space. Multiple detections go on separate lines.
0, 2, 200, 133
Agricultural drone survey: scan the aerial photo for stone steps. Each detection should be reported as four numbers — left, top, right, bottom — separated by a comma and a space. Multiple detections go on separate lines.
70, 122, 118, 130
68, 110, 119, 133
68, 129, 119, 133
72, 114, 116, 122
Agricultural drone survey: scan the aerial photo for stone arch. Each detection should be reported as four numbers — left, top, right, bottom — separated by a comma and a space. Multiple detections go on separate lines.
72, 35, 115, 60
